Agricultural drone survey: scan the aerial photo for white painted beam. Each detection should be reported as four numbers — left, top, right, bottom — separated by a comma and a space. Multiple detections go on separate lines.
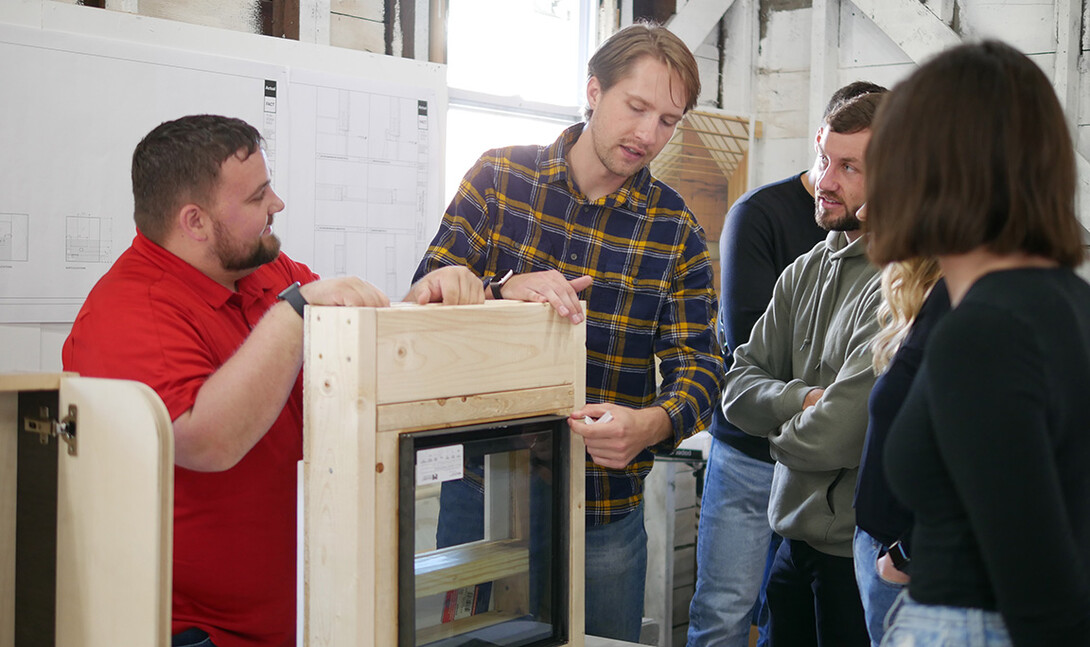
668, 0, 736, 52
299, 0, 331, 45
923, 0, 955, 24
809, 0, 840, 131
620, 0, 633, 28
413, 0, 429, 61
1055, 0, 1081, 134
1077, 149, 1090, 232
849, 0, 960, 65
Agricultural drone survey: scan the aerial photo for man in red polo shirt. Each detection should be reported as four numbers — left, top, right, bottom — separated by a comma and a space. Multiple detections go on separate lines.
62, 115, 479, 647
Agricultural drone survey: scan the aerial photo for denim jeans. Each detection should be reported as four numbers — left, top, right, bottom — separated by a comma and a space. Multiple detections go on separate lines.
853, 528, 906, 647
880, 591, 1012, 647
688, 439, 780, 647
766, 538, 869, 647
585, 502, 647, 642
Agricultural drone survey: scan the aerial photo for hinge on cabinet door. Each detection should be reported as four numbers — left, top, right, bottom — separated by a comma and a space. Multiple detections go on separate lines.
22, 404, 78, 456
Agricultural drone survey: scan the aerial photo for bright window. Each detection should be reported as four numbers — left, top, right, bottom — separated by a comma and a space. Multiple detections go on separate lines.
447, 0, 587, 106
444, 107, 573, 206
442, 0, 593, 208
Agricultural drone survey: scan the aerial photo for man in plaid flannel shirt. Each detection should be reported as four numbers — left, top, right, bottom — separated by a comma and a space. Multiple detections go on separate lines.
410, 21, 722, 641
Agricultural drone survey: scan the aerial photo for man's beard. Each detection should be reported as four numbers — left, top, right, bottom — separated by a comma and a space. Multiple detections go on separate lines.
213, 218, 281, 271
815, 192, 862, 232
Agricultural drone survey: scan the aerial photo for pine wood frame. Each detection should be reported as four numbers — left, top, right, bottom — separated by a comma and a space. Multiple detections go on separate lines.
302, 301, 586, 647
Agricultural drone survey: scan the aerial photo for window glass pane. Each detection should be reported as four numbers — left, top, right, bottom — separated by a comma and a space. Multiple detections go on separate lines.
406, 419, 565, 647
443, 107, 574, 207
447, 0, 584, 106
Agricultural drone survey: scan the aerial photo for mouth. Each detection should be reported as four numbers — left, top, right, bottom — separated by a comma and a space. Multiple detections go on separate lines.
818, 194, 843, 210
620, 144, 645, 162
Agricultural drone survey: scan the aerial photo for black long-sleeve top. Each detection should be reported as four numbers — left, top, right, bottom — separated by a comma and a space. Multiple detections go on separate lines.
885, 268, 1090, 646
712, 171, 825, 462
854, 279, 950, 549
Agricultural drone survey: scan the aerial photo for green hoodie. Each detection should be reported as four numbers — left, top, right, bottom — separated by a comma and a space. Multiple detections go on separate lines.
723, 230, 881, 557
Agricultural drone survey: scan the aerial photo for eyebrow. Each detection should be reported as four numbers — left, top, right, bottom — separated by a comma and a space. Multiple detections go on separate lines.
625, 91, 684, 121
247, 180, 271, 201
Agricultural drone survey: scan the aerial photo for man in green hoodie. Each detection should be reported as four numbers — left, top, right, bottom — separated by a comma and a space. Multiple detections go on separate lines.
721, 89, 885, 647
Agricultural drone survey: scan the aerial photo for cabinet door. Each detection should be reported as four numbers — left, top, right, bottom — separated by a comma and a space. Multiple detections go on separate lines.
55, 376, 173, 647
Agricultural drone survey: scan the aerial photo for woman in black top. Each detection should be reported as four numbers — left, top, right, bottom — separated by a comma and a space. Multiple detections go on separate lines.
863, 40, 1090, 647
853, 257, 948, 647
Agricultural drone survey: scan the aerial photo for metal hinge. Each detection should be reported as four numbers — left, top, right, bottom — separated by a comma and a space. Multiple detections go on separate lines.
23, 404, 78, 456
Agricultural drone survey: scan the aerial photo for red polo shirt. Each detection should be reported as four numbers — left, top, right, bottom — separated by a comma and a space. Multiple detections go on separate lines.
63, 232, 318, 647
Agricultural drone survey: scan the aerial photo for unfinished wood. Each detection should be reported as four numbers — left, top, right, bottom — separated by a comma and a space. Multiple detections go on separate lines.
377, 385, 575, 433
304, 301, 586, 646
374, 430, 400, 646
372, 303, 581, 405
567, 312, 586, 644
304, 306, 379, 647
415, 610, 521, 644
0, 392, 16, 647
0, 373, 69, 392
56, 376, 173, 647
414, 539, 530, 597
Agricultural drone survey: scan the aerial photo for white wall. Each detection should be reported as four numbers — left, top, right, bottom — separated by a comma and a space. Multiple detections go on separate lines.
729, 0, 1086, 196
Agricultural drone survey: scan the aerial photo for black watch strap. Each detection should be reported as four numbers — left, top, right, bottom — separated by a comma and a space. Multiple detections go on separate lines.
486, 267, 514, 298
888, 540, 911, 570
277, 281, 308, 318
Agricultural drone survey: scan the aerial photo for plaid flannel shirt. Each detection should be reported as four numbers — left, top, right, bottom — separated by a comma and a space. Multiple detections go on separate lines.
413, 123, 723, 525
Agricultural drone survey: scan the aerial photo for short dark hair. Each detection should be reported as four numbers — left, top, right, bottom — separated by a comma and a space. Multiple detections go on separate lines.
824, 90, 885, 135
132, 115, 263, 243
866, 40, 1083, 267
585, 20, 701, 120
824, 81, 887, 119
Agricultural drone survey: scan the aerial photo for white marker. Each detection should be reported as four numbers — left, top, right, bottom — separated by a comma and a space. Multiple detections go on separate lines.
583, 410, 614, 425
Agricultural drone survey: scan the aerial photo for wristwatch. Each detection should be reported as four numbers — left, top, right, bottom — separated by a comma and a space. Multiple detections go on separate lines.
277, 281, 308, 317
482, 269, 514, 300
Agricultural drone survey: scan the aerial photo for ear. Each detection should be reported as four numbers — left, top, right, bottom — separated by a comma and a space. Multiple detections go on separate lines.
587, 76, 602, 113
177, 203, 212, 243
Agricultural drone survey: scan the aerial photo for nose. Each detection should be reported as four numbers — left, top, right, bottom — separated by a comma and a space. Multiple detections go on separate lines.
816, 165, 838, 193
633, 112, 657, 143
269, 188, 286, 214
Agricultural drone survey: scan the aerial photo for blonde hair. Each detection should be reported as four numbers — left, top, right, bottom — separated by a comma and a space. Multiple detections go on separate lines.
871, 257, 943, 373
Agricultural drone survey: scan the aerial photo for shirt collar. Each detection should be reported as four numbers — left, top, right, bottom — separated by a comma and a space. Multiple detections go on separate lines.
540, 122, 654, 210
131, 231, 276, 310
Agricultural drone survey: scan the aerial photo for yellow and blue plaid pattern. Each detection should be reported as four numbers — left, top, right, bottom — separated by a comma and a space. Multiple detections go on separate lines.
414, 123, 723, 525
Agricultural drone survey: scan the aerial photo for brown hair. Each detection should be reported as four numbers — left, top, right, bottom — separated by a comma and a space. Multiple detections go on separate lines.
824, 81, 887, 120
585, 20, 700, 120
825, 90, 885, 135
132, 115, 263, 243
866, 40, 1083, 267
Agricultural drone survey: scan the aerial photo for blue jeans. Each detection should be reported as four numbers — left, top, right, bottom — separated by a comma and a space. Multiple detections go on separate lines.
880, 591, 1012, 647
688, 439, 779, 647
853, 528, 906, 647
585, 503, 647, 642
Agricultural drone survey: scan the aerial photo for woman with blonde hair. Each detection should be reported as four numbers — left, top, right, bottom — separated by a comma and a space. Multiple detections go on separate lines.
865, 40, 1090, 646
853, 255, 948, 646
